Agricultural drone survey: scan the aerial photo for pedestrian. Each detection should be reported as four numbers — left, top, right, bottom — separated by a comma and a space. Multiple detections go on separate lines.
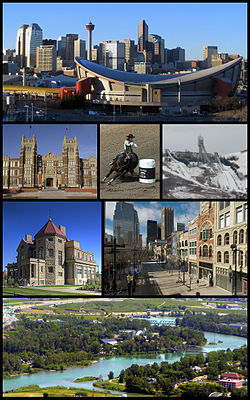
126, 271, 133, 296
134, 264, 139, 287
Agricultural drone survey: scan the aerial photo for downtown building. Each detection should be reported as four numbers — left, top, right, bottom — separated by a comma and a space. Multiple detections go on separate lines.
6, 218, 98, 286
3, 135, 97, 190
187, 201, 248, 295
113, 201, 140, 247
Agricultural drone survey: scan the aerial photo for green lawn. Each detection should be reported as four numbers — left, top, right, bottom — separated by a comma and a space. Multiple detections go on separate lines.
2, 287, 97, 297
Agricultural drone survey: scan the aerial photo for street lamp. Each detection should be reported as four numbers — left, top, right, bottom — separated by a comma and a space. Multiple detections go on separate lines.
230, 244, 243, 296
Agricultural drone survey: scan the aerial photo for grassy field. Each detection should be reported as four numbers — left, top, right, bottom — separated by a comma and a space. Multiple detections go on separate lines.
3, 385, 118, 397
3, 287, 95, 297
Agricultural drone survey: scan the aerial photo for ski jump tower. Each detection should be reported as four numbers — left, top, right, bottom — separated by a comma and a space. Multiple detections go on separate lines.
198, 136, 211, 164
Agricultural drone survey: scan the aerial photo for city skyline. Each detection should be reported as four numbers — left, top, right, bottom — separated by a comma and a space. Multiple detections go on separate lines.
3, 124, 97, 158
3, 201, 102, 272
3, 3, 247, 60
105, 201, 200, 246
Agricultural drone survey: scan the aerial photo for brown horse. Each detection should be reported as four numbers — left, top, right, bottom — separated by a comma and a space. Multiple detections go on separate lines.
102, 146, 138, 185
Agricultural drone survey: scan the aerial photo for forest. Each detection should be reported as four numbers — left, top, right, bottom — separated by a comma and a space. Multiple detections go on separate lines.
120, 345, 247, 397
176, 310, 247, 337
3, 315, 205, 377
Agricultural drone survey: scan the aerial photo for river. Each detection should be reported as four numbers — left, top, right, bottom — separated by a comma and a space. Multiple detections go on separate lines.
3, 316, 247, 393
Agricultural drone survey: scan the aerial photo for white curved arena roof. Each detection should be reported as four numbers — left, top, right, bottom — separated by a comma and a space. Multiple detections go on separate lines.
75, 57, 242, 86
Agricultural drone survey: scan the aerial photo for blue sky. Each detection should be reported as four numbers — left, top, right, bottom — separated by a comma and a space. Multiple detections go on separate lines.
3, 3, 247, 59
3, 201, 102, 272
3, 124, 97, 158
105, 201, 201, 245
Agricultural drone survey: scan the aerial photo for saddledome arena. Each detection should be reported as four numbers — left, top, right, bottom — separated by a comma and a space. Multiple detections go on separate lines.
75, 57, 242, 113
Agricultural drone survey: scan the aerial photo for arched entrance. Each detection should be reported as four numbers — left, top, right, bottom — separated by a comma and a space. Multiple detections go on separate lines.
46, 178, 53, 187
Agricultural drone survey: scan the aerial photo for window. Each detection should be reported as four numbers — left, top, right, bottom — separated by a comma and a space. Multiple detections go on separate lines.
90, 162, 95, 167
58, 161, 63, 167
31, 264, 35, 278
217, 235, 222, 246
202, 229, 209, 240
84, 170, 89, 175
219, 214, 225, 229
199, 247, 202, 256
217, 252, 221, 263
236, 206, 243, 223
69, 167, 75, 174
233, 230, 237, 245
244, 204, 248, 221
91, 170, 96, 176
46, 160, 53, 166
38, 248, 43, 259
76, 267, 82, 274
58, 239, 62, 243
84, 162, 89, 167
48, 267, 53, 273
24, 167, 31, 175
68, 159, 75, 165
68, 147, 74, 152
58, 272, 63, 277
58, 251, 62, 265
25, 158, 32, 164
225, 201, 230, 208
209, 246, 212, 258
219, 201, 224, 210
224, 233, 229, 245
225, 212, 230, 227
203, 245, 208, 257
24, 177, 31, 184
239, 229, 244, 244
48, 238, 53, 242
209, 228, 212, 238
48, 249, 53, 257
224, 251, 229, 264
84, 267, 87, 275
238, 251, 244, 266
25, 147, 32, 152
245, 252, 248, 267
68, 177, 75, 185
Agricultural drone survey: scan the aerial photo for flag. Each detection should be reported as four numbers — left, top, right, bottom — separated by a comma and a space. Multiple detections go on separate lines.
66, 126, 70, 130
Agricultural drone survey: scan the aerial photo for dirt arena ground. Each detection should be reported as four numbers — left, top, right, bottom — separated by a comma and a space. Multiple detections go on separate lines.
100, 124, 160, 199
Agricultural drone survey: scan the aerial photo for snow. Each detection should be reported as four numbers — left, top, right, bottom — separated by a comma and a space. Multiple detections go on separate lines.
163, 149, 247, 195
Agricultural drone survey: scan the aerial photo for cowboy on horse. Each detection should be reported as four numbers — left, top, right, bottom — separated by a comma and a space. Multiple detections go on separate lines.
109, 133, 138, 165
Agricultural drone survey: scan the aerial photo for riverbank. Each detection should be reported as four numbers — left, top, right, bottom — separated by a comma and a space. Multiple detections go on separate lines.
3, 360, 98, 380
3, 385, 119, 397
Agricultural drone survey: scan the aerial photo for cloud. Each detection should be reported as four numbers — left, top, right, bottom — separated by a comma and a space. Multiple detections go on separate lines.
105, 202, 116, 221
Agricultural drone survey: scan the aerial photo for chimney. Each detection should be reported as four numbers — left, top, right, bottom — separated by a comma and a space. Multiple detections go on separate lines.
59, 225, 66, 236
25, 234, 33, 242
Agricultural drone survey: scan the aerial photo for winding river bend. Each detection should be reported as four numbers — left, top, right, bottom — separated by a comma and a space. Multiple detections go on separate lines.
3, 317, 247, 393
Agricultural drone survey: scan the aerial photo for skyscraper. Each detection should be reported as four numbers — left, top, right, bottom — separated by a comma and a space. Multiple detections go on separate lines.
113, 201, 139, 246
74, 39, 86, 59
36, 45, 57, 73
57, 36, 67, 60
66, 33, 78, 61
148, 34, 165, 64
177, 222, 185, 231
25, 23, 43, 68
16, 24, 28, 68
147, 220, 158, 244
161, 207, 174, 240
203, 45, 218, 68
138, 20, 148, 52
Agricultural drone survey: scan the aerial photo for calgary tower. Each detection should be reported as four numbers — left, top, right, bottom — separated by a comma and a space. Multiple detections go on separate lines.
86, 21, 95, 61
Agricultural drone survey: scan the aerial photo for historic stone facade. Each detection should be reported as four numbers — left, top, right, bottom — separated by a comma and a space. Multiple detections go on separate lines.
214, 201, 248, 295
3, 135, 97, 189
6, 218, 98, 286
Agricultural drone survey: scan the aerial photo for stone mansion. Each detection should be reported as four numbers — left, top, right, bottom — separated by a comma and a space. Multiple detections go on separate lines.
3, 134, 97, 189
6, 218, 98, 286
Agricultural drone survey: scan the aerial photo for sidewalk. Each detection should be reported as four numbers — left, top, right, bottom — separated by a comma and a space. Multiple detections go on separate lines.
113, 266, 230, 297
147, 269, 231, 296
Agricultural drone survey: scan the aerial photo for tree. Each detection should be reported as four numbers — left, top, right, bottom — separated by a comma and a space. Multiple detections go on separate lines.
108, 370, 114, 380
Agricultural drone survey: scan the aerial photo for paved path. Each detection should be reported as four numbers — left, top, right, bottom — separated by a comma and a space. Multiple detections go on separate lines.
3, 190, 97, 199
109, 262, 231, 297
32, 286, 101, 295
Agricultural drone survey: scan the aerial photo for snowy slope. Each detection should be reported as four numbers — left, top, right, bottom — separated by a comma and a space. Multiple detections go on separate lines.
163, 149, 247, 194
